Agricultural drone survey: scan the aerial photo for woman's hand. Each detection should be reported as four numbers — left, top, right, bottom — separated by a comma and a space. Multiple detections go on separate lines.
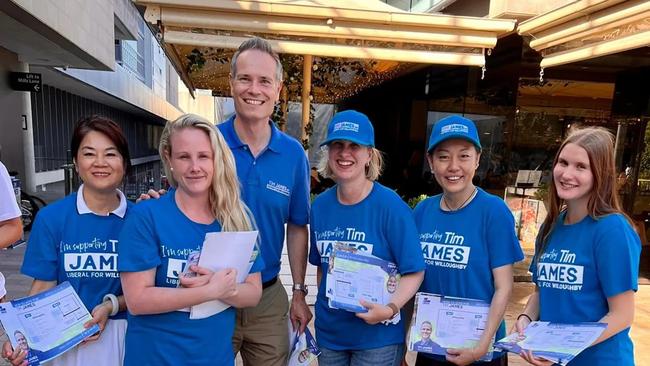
355, 300, 393, 325
82, 301, 113, 343
511, 314, 531, 341
179, 265, 238, 301
520, 350, 554, 365
2, 341, 27, 366
446, 346, 485, 366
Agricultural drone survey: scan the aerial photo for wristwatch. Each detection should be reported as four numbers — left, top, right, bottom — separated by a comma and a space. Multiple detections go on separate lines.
292, 283, 308, 295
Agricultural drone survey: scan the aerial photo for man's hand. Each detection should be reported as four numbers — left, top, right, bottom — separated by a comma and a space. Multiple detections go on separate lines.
136, 189, 167, 203
290, 292, 312, 334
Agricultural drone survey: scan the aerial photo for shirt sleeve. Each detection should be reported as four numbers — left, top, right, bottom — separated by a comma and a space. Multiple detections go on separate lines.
288, 151, 310, 226
594, 214, 641, 297
21, 211, 59, 281
486, 198, 524, 269
0, 163, 20, 221
117, 204, 162, 272
385, 196, 425, 275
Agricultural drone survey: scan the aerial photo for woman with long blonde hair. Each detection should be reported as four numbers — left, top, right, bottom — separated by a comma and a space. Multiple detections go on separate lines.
118, 114, 264, 366
515, 127, 640, 366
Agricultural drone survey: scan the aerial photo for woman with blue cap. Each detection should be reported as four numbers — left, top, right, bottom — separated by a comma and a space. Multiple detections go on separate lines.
413, 115, 523, 366
308, 110, 425, 366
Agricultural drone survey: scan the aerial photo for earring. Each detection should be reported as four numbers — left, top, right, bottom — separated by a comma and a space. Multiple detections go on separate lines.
170, 167, 174, 172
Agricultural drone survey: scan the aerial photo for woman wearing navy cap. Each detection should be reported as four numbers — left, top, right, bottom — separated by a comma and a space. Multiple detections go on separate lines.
515, 127, 639, 366
308, 110, 425, 366
413, 115, 523, 366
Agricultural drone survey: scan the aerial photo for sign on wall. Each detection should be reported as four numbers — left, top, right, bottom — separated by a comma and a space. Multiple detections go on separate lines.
9, 72, 42, 93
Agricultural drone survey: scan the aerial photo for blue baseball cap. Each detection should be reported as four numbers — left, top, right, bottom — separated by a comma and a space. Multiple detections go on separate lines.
320, 110, 375, 147
427, 115, 482, 153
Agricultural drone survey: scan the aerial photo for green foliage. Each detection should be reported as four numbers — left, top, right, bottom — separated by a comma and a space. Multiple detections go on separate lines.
406, 194, 428, 209
640, 123, 650, 179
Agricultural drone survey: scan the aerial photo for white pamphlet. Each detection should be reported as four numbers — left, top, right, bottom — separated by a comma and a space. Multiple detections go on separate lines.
408, 292, 494, 361
189, 230, 259, 319
286, 320, 320, 366
0, 282, 100, 365
494, 321, 606, 365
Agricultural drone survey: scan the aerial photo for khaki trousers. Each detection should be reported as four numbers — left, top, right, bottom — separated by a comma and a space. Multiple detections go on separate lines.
233, 279, 290, 366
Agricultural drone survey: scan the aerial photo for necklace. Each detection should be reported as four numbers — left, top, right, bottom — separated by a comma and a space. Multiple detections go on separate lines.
442, 187, 477, 212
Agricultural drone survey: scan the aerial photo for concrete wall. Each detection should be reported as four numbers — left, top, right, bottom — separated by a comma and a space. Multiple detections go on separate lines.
9, 0, 116, 69
62, 64, 183, 121
0, 47, 26, 180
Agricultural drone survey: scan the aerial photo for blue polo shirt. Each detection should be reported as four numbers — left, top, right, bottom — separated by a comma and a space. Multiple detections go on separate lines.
218, 116, 310, 282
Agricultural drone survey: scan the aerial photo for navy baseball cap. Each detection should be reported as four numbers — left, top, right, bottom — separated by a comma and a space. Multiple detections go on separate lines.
320, 110, 375, 147
427, 115, 482, 152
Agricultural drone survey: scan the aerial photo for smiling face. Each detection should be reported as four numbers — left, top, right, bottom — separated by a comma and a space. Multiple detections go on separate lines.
387, 275, 397, 293
553, 142, 594, 209
420, 322, 432, 340
75, 131, 125, 194
15, 331, 28, 351
230, 49, 282, 125
327, 140, 371, 185
165, 128, 214, 197
427, 139, 480, 197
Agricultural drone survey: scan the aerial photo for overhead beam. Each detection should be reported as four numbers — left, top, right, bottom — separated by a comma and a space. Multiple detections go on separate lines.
518, 0, 626, 34
164, 31, 486, 66
159, 8, 499, 48
137, 0, 516, 32
529, 0, 650, 50
540, 30, 650, 68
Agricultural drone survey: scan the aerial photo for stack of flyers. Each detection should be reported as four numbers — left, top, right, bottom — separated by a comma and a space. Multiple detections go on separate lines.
408, 292, 494, 361
287, 321, 320, 366
325, 246, 401, 325
494, 321, 606, 365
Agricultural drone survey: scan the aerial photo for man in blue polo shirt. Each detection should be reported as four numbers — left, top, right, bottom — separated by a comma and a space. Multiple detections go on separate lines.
219, 37, 311, 366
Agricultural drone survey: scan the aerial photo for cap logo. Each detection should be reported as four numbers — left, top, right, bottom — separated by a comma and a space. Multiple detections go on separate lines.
441, 124, 469, 134
333, 121, 359, 133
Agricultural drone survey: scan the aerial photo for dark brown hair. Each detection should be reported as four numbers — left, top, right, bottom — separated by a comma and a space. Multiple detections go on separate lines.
534, 127, 632, 261
71, 115, 131, 174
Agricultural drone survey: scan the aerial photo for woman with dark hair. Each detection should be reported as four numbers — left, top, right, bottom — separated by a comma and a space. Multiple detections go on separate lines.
413, 115, 523, 366
515, 127, 640, 366
2, 115, 132, 366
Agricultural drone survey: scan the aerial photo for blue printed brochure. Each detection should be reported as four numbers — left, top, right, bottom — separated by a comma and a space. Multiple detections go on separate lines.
287, 320, 320, 366
325, 248, 400, 314
0, 282, 100, 366
494, 321, 606, 365
408, 292, 494, 361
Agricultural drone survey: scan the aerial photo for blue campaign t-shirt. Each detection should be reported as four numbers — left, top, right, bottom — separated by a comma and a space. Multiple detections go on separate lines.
308, 182, 425, 350
531, 212, 640, 366
413, 188, 523, 360
219, 116, 310, 282
22, 192, 131, 320
117, 190, 264, 366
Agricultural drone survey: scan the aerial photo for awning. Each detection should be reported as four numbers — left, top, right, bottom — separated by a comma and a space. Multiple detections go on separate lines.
518, 0, 650, 69
137, 0, 516, 102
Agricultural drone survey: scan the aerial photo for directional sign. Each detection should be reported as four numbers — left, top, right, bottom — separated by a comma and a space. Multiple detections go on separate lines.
9, 72, 42, 93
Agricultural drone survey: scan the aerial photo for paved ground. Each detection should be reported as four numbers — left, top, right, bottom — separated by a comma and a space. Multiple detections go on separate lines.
2, 239, 649, 365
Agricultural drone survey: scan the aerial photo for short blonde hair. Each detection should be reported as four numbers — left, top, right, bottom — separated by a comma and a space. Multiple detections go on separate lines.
317, 146, 384, 181
159, 114, 252, 232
